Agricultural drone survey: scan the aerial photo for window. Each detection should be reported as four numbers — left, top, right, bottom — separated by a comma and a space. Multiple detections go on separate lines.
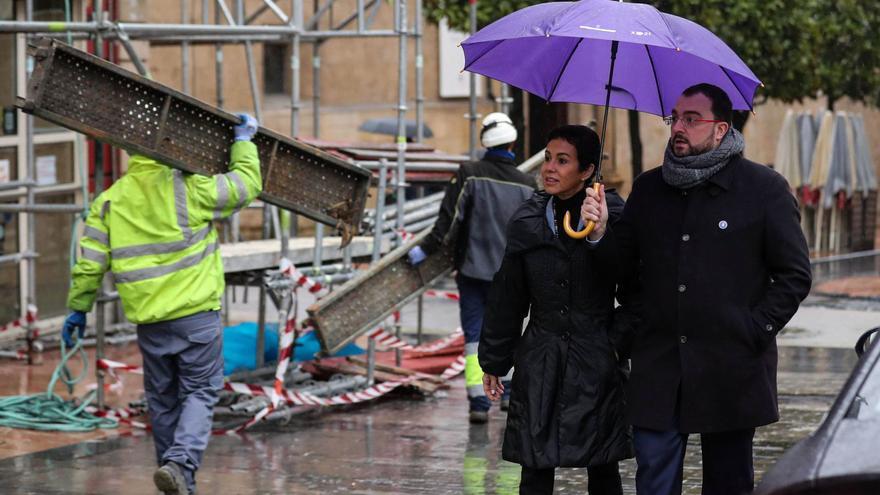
34, 0, 66, 19
0, 147, 16, 185
263, 43, 289, 95
34, 141, 75, 186
0, 3, 12, 23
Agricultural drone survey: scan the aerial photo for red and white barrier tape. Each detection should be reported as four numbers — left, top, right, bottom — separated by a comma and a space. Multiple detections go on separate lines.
441, 356, 467, 381
366, 327, 463, 352
88, 406, 151, 430
272, 316, 297, 407
223, 376, 419, 433
0, 348, 27, 360
423, 290, 460, 301
397, 229, 415, 243
97, 358, 143, 375
93, 358, 143, 393
225, 375, 417, 408
0, 304, 37, 333
230, 405, 274, 433
279, 258, 330, 298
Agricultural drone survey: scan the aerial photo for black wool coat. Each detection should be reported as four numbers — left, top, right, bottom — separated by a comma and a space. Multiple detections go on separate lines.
615, 155, 812, 433
479, 190, 636, 469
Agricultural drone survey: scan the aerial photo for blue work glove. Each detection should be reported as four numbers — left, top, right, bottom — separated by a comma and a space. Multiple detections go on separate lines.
407, 246, 427, 266
234, 113, 259, 142
62, 311, 87, 348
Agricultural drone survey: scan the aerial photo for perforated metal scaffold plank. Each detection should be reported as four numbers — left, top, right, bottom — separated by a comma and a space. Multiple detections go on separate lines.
308, 231, 454, 355
16, 38, 369, 239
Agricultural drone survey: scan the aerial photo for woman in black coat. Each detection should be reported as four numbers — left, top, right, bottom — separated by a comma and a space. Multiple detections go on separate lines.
479, 125, 635, 495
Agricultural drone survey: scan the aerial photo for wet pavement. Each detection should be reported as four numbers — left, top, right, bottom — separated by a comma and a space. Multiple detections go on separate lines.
0, 267, 876, 493
0, 344, 860, 494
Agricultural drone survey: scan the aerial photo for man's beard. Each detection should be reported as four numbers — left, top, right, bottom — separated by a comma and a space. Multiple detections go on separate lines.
672, 132, 716, 157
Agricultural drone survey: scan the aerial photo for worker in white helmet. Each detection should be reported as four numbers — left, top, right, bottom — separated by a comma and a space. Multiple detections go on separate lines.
407, 112, 536, 424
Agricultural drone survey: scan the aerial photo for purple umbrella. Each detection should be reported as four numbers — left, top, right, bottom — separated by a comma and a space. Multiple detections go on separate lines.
462, 0, 761, 237
462, 0, 760, 116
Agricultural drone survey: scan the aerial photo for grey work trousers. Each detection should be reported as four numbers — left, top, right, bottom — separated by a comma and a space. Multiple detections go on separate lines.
137, 310, 224, 492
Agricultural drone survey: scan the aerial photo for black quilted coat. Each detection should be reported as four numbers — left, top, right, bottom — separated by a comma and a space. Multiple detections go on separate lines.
479, 190, 636, 469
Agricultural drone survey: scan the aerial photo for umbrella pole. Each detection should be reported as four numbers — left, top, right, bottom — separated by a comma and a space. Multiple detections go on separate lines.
563, 40, 619, 239
596, 40, 619, 183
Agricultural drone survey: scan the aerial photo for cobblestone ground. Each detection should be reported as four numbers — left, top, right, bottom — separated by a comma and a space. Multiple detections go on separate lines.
0, 346, 858, 494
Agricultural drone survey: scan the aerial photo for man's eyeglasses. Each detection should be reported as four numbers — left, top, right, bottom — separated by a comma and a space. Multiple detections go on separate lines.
663, 115, 724, 129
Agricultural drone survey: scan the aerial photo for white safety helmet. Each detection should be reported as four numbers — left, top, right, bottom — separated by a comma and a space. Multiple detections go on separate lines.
480, 112, 518, 148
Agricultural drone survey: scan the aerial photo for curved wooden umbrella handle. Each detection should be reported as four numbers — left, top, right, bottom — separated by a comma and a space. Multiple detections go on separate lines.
562, 182, 600, 239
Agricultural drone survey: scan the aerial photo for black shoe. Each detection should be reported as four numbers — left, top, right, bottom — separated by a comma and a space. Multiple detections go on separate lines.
469, 410, 489, 424
154, 463, 189, 495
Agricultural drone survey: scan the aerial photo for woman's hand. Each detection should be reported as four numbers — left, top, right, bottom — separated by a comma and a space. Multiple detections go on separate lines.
483, 374, 504, 401
581, 183, 608, 241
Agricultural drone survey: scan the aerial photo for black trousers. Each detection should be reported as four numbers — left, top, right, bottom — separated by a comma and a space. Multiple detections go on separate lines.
520, 462, 622, 495
633, 426, 756, 495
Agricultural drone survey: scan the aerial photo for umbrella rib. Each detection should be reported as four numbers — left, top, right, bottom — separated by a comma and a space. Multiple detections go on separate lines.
651, 7, 679, 50
462, 40, 504, 72
720, 66, 754, 112
644, 45, 665, 115
546, 38, 584, 102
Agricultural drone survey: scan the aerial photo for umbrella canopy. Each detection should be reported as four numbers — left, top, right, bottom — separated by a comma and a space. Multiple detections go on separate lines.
462, 0, 761, 117
359, 118, 434, 139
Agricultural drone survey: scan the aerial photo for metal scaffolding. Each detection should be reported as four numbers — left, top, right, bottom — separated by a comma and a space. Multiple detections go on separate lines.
0, 0, 427, 375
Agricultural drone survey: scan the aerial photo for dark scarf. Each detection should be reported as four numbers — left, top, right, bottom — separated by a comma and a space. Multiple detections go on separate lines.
551, 189, 586, 249
662, 128, 745, 189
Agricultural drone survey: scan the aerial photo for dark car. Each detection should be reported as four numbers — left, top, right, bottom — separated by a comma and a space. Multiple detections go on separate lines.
755, 328, 880, 495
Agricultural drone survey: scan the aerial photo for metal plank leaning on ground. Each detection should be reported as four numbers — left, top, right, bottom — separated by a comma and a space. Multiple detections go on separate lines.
307, 230, 454, 355
15, 38, 369, 242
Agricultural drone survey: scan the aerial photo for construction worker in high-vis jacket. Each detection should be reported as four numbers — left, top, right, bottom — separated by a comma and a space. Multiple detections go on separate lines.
62, 114, 262, 495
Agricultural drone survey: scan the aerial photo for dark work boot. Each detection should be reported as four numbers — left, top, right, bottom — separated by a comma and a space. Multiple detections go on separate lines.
469, 395, 491, 424
469, 410, 489, 424
154, 462, 190, 495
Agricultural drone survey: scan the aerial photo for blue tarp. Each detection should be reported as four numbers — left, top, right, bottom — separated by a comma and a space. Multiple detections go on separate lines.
223, 322, 364, 376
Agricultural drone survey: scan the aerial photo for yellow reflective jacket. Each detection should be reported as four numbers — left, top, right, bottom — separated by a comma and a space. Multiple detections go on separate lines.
67, 141, 261, 324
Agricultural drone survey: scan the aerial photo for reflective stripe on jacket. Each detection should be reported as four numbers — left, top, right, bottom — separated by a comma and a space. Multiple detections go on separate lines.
67, 141, 262, 324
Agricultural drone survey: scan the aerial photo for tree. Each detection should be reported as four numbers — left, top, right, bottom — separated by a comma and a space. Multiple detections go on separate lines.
424, 1, 538, 33
648, 0, 880, 117
808, 0, 880, 110
644, 0, 816, 129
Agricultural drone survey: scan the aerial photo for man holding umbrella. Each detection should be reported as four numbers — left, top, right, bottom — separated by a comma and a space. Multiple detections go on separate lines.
608, 84, 812, 494
461, 1, 810, 490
